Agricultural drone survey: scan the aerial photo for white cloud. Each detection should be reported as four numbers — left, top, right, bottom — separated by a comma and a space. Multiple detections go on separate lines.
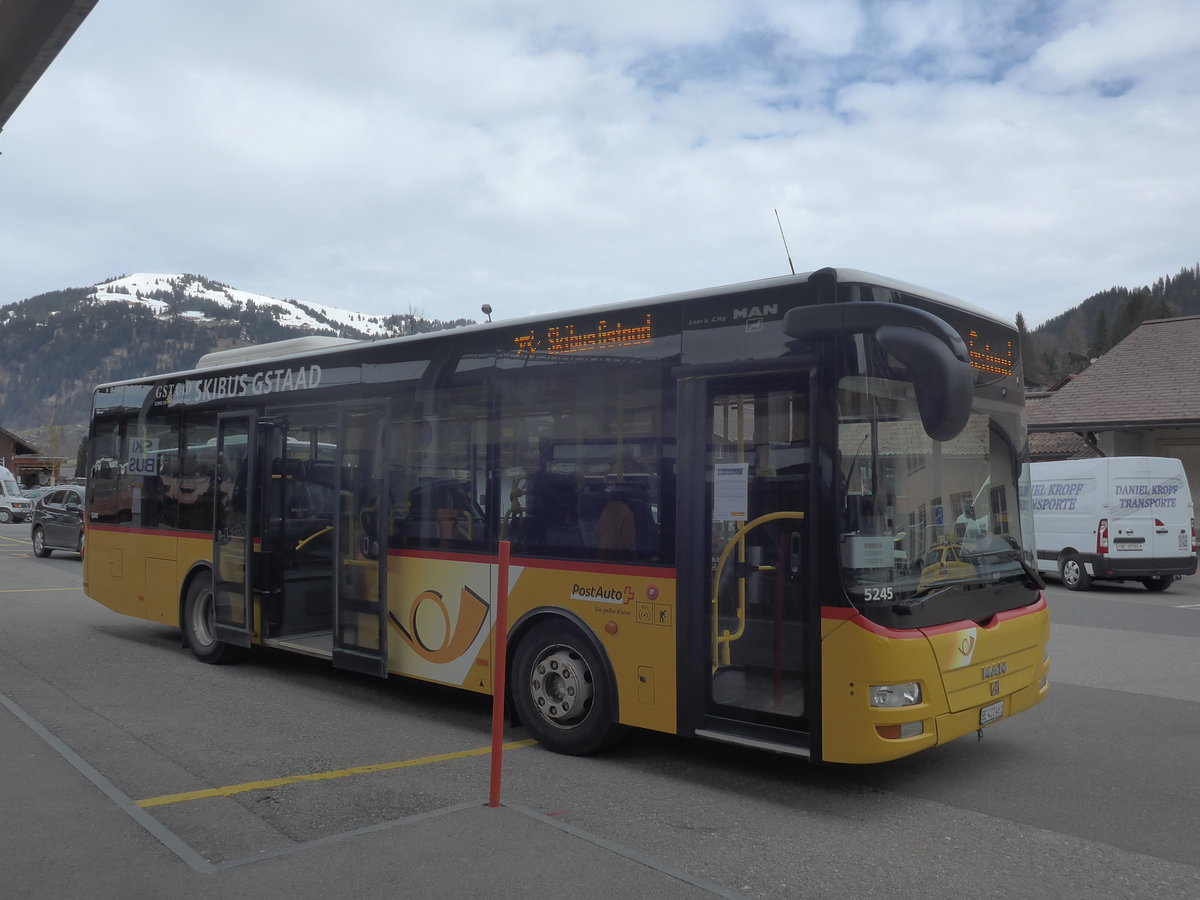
1020, 0, 1200, 92
1, 0, 1197, 329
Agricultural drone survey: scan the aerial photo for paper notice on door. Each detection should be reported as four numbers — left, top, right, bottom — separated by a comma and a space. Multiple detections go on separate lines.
714, 463, 749, 521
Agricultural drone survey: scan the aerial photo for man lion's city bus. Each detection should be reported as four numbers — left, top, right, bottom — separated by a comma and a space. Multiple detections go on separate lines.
84, 268, 1049, 764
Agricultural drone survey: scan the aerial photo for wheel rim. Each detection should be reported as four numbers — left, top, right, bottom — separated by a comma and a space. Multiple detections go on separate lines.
528, 644, 595, 729
1063, 559, 1080, 585
190, 587, 217, 648
33, 529, 44, 554
0, 510, 10, 523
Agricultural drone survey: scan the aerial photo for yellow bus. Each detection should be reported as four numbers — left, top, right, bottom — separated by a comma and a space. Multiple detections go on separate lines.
84, 267, 1049, 763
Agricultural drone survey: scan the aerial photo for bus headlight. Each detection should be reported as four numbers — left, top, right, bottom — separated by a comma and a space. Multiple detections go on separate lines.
870, 682, 922, 708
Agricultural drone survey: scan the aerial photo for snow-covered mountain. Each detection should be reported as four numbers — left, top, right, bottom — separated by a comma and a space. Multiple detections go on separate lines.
0, 272, 474, 432
88, 273, 407, 339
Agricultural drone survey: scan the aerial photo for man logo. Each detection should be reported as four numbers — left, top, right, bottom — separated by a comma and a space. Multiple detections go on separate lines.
733, 304, 778, 319
982, 662, 1007, 679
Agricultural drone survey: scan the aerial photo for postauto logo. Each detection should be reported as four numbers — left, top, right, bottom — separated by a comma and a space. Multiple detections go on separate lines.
570, 583, 633, 604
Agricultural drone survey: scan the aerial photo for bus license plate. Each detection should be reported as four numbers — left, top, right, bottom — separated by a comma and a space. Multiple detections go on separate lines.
980, 700, 1004, 726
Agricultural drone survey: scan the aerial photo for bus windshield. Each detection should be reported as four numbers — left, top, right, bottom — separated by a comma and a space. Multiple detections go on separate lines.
838, 368, 1035, 620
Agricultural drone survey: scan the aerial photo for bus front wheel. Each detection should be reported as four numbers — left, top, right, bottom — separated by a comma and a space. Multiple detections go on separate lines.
512, 620, 623, 755
184, 576, 235, 664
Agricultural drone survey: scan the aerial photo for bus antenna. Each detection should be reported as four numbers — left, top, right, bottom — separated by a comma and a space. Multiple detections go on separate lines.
774, 208, 796, 275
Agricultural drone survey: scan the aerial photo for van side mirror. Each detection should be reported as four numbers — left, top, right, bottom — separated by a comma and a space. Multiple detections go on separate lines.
784, 300, 975, 442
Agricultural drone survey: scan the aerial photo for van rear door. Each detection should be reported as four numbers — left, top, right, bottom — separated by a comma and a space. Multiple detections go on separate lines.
1110, 460, 1190, 561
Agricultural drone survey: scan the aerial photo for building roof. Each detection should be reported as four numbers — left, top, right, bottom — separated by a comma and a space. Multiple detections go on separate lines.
0, 0, 98, 135
1027, 315, 1200, 432
1028, 429, 1097, 460
0, 426, 39, 455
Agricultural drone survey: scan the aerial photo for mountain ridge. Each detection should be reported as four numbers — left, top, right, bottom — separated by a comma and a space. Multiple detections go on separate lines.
0, 272, 473, 440
1020, 263, 1199, 385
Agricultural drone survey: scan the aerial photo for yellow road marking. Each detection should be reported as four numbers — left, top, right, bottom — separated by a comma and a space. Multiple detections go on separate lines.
138, 739, 537, 808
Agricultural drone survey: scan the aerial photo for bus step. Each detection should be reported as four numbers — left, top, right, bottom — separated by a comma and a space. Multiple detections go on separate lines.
263, 632, 334, 659
693, 728, 811, 759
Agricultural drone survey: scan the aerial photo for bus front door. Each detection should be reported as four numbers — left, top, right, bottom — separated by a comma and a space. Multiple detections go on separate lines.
212, 412, 256, 648
697, 379, 812, 751
333, 407, 389, 677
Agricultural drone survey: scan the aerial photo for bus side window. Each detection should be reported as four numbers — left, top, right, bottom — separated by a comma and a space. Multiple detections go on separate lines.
88, 418, 121, 526
177, 415, 217, 532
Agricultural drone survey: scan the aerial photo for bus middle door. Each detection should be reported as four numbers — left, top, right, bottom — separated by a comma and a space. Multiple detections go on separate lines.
333, 406, 389, 677
212, 411, 257, 648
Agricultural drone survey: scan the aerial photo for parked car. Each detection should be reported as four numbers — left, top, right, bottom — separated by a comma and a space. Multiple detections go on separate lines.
22, 485, 56, 505
31, 485, 85, 557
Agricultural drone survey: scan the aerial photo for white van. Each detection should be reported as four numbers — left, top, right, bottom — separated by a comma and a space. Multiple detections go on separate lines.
1031, 456, 1197, 591
0, 464, 35, 524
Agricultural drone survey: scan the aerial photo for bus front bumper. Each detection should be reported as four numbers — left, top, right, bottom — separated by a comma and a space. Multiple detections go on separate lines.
934, 676, 1050, 747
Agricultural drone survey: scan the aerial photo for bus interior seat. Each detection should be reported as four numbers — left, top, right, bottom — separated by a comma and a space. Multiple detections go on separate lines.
627, 487, 659, 555
261, 458, 332, 561
305, 459, 338, 518
512, 472, 581, 554
401, 478, 472, 542
576, 482, 608, 549
579, 480, 659, 559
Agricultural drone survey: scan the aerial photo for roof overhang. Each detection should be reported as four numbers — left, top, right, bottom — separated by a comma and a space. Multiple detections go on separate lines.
1028, 419, 1200, 433
0, 0, 99, 135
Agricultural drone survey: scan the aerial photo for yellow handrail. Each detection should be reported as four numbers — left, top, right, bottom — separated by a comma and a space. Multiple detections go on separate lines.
712, 511, 805, 670
294, 525, 333, 551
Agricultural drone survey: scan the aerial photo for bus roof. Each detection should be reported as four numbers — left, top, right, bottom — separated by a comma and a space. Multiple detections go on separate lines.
195, 336, 358, 369
93, 267, 1007, 390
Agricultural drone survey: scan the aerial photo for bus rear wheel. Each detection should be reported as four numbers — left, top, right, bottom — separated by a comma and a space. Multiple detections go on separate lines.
512, 620, 623, 755
1059, 552, 1091, 591
184, 575, 236, 664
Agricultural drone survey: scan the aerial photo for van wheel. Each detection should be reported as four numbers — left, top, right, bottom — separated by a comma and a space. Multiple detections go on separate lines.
512, 620, 624, 755
0, 509, 11, 524
32, 527, 52, 558
1060, 553, 1091, 591
184, 575, 236, 664
1142, 577, 1171, 592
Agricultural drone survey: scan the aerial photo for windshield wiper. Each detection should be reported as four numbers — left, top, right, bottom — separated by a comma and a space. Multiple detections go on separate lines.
1017, 555, 1045, 590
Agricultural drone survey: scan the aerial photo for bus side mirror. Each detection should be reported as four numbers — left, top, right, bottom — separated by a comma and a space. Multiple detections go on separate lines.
875, 325, 973, 442
784, 301, 975, 442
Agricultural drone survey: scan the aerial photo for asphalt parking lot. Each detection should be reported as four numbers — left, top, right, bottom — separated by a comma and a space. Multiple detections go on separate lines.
1, 520, 738, 898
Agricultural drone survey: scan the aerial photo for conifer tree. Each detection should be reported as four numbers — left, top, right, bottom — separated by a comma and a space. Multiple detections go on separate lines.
1090, 309, 1110, 357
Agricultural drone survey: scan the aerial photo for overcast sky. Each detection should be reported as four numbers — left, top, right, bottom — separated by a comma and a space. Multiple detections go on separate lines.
2, 0, 1197, 328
